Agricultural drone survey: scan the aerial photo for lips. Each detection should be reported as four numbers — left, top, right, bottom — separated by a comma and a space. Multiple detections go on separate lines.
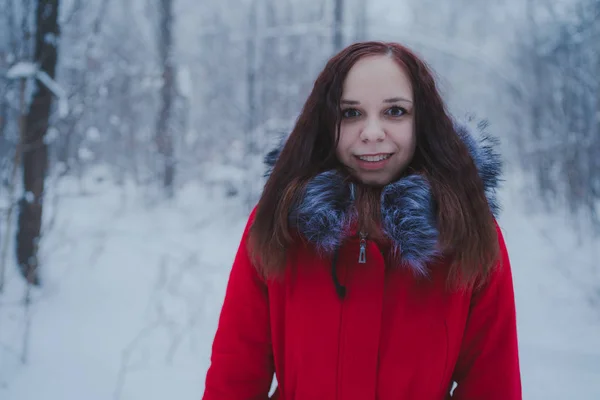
352, 153, 394, 172
355, 153, 392, 162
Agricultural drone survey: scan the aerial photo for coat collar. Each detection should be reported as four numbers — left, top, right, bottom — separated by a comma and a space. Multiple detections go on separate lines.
264, 116, 503, 275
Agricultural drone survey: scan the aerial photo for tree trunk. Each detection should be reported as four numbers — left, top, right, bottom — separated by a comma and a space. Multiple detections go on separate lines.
17, 0, 60, 285
156, 0, 175, 198
247, 2, 258, 133
527, 0, 542, 141
333, 0, 344, 52
245, 0, 258, 209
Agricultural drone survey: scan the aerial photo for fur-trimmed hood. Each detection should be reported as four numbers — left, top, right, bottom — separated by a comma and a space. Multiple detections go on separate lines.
264, 116, 503, 275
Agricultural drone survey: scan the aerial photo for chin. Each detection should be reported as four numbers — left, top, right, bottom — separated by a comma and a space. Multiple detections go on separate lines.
355, 174, 393, 187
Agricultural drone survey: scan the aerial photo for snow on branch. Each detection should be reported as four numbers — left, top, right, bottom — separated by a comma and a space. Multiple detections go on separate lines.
36, 70, 69, 117
6, 62, 38, 79
5, 62, 69, 118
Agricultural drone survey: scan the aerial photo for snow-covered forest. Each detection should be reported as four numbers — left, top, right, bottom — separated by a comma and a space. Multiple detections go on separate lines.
1, 0, 599, 398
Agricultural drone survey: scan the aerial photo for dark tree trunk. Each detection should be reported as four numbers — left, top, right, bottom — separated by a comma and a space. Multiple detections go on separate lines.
17, 0, 60, 285
156, 0, 175, 197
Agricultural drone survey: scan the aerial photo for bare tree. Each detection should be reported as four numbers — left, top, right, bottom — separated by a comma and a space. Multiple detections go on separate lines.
245, 0, 259, 209
514, 0, 600, 231
17, 0, 61, 285
156, 0, 176, 198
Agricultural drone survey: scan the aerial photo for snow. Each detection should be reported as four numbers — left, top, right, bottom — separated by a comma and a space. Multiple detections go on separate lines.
77, 147, 95, 161
44, 127, 60, 145
177, 66, 194, 100
6, 62, 38, 79
0, 171, 244, 399
500, 182, 600, 399
44, 33, 58, 46
24, 192, 35, 203
35, 70, 69, 118
1, 168, 599, 399
5, 63, 69, 118
86, 127, 102, 142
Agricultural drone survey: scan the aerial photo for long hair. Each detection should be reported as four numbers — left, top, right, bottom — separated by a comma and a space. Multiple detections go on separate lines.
248, 41, 499, 288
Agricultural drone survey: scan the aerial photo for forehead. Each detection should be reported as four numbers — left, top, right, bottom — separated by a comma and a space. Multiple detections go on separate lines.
342, 55, 412, 100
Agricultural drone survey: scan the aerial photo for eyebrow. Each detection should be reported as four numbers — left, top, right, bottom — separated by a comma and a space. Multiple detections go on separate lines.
340, 97, 413, 105
384, 97, 413, 104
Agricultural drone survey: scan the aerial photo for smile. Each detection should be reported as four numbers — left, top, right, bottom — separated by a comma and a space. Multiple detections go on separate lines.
355, 153, 392, 162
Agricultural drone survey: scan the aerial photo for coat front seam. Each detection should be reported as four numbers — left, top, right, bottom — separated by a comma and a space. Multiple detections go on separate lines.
335, 259, 348, 400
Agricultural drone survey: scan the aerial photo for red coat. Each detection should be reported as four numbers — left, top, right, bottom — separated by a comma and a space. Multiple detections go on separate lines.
203, 208, 521, 399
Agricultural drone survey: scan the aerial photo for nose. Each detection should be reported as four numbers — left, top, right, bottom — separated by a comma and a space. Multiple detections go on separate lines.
359, 117, 385, 142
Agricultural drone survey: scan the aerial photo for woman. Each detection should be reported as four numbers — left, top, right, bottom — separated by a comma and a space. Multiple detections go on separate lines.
203, 41, 521, 399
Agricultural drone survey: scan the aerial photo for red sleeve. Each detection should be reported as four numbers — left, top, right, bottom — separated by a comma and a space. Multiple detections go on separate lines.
450, 223, 522, 399
203, 208, 275, 399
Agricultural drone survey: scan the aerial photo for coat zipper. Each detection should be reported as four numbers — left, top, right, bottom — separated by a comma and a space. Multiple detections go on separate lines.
358, 232, 367, 264
336, 232, 368, 398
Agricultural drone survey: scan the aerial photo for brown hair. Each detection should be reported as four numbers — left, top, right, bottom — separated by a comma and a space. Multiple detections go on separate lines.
248, 41, 499, 288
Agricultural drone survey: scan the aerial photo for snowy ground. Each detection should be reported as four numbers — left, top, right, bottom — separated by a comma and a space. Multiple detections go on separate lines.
1, 168, 599, 399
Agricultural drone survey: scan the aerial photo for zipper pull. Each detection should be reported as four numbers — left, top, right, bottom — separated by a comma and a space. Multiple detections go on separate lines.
358, 232, 367, 264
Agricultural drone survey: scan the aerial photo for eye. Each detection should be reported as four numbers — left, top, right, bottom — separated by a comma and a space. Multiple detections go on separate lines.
342, 108, 361, 119
385, 106, 406, 117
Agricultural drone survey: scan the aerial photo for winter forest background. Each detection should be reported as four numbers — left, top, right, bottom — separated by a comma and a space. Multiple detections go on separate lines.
1, 0, 599, 398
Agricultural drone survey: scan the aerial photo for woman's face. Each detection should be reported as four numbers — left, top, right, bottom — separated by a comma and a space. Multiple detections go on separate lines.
336, 55, 417, 186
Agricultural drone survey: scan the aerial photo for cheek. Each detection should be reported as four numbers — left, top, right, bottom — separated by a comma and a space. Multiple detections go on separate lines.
392, 123, 416, 151
406, 131, 417, 154
335, 144, 343, 161
337, 127, 354, 156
